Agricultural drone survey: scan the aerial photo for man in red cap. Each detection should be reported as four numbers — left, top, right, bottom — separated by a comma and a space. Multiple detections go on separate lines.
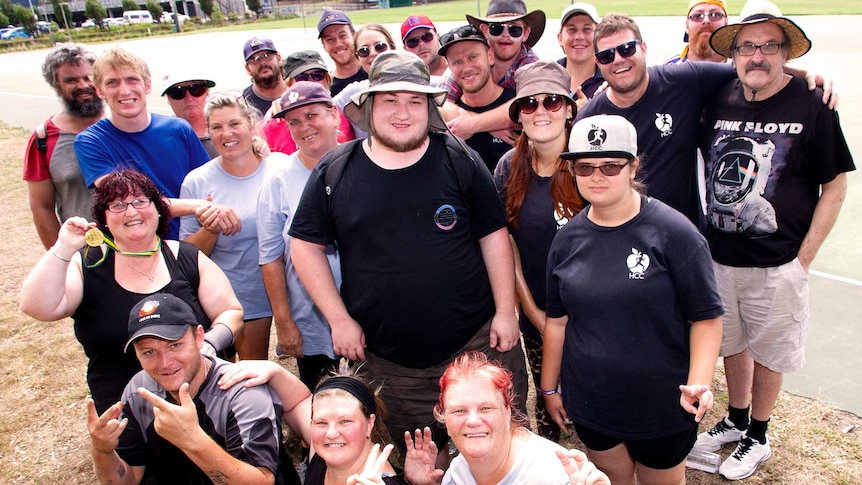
401, 14, 448, 77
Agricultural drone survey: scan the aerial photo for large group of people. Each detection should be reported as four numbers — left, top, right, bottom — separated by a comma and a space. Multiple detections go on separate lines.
17, 0, 854, 483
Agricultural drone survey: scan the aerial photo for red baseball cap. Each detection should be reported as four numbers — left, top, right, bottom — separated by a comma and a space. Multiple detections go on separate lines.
401, 14, 436, 41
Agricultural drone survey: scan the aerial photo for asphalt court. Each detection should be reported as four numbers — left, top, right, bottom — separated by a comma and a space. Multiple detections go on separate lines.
0, 14, 859, 415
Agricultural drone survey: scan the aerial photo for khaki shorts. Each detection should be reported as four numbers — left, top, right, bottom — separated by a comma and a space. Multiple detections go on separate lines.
713, 259, 809, 373
363, 318, 528, 453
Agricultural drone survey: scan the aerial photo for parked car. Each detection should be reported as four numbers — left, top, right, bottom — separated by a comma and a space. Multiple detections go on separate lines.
80, 18, 95, 28
36, 21, 51, 34
159, 12, 190, 23
1, 27, 32, 40
0, 27, 12, 38
123, 10, 153, 25
101, 17, 125, 27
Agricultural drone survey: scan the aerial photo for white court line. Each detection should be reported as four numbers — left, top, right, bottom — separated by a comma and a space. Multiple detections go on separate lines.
810, 270, 862, 287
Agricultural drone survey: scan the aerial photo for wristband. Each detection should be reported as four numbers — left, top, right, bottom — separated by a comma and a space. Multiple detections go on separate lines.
538, 387, 558, 396
204, 323, 233, 352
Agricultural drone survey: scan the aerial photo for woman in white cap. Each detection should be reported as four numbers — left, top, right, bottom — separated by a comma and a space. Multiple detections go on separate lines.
540, 115, 724, 485
493, 60, 583, 443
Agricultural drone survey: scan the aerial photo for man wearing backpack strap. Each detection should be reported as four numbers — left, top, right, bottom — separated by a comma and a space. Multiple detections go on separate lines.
23, 43, 104, 249
288, 51, 527, 460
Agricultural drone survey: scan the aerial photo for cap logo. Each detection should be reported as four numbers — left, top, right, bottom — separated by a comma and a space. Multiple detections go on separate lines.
138, 300, 160, 318
407, 16, 421, 27
587, 125, 607, 150
288, 91, 299, 104
322, 13, 338, 22
251, 38, 263, 47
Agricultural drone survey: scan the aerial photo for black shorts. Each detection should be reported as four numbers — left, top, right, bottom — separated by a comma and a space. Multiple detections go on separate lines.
573, 422, 697, 469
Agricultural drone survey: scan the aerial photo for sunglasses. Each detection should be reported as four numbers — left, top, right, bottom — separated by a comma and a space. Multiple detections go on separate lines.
595, 40, 640, 65
356, 42, 390, 58
733, 42, 784, 56
440, 25, 483, 46
517, 94, 565, 115
405, 31, 435, 49
687, 11, 727, 22
568, 160, 631, 177
293, 69, 327, 82
247, 51, 274, 65
166, 83, 208, 100
488, 23, 524, 38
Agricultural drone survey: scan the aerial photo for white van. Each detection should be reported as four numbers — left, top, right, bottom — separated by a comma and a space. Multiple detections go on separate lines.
123, 10, 154, 25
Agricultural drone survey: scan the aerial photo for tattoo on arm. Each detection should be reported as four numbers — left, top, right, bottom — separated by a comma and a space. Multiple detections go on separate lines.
207, 471, 231, 485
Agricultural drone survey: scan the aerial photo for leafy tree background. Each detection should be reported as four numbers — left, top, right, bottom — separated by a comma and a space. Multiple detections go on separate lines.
84, 0, 107, 25
146, 0, 162, 21
121, 0, 139, 11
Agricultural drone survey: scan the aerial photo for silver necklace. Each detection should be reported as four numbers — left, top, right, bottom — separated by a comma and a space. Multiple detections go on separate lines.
122, 255, 157, 281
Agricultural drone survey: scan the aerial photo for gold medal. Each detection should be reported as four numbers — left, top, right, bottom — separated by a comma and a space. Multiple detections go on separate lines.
84, 227, 104, 247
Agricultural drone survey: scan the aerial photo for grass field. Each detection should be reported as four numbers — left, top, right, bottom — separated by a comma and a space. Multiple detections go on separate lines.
0, 118, 861, 481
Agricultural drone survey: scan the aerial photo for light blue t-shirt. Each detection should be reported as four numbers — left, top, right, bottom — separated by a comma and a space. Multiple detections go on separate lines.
257, 152, 340, 358
179, 153, 285, 319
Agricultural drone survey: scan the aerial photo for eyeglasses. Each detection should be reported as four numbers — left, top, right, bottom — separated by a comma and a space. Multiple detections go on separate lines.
687, 11, 727, 22
247, 51, 274, 65
517, 94, 565, 115
488, 23, 523, 38
595, 40, 640, 65
166, 83, 208, 100
440, 25, 483, 46
108, 198, 152, 213
733, 42, 784, 56
405, 31, 435, 49
356, 42, 390, 58
293, 69, 327, 82
568, 160, 631, 177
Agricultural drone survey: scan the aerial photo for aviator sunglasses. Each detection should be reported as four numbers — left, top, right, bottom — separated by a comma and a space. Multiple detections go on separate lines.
687, 11, 727, 22
517, 94, 565, 115
595, 40, 640, 65
405, 31, 435, 49
294, 69, 327, 82
488, 23, 524, 38
356, 41, 390, 58
166, 83, 208, 100
568, 160, 632, 177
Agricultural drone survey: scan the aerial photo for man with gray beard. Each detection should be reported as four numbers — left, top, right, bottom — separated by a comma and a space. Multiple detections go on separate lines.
23, 43, 104, 249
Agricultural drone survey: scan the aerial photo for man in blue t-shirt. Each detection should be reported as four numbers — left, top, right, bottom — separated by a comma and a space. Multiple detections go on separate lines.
74, 47, 238, 239
87, 293, 311, 485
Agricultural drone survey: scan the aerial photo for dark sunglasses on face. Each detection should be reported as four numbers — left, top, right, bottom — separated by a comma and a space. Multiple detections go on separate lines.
595, 40, 640, 65
568, 160, 631, 177
518, 94, 565, 115
440, 25, 483, 45
166, 83, 208, 100
294, 69, 327, 82
488, 23, 524, 38
247, 52, 274, 65
687, 11, 727, 22
356, 42, 390, 58
405, 31, 435, 48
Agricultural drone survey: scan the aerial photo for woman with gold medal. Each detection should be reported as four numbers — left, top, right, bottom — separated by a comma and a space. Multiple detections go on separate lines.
20, 170, 244, 415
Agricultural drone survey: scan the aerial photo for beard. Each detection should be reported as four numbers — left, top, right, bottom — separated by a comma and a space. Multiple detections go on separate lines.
372, 128, 428, 152
62, 87, 104, 118
252, 67, 281, 89
689, 25, 719, 60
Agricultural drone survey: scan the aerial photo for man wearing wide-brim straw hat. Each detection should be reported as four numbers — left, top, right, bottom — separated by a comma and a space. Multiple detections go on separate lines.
693, 0, 854, 480
289, 50, 528, 458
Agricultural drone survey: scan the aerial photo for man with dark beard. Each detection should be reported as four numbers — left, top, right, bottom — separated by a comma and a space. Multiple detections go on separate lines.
667, 0, 729, 64
241, 37, 287, 117
288, 50, 528, 460
23, 43, 104, 249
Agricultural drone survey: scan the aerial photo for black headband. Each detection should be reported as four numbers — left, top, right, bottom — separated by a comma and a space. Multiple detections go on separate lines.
314, 376, 377, 414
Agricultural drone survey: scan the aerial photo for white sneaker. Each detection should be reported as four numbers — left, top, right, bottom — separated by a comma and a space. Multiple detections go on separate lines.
693, 417, 745, 452
719, 435, 771, 480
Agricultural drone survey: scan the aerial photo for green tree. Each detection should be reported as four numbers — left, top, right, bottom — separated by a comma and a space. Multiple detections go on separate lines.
209, 2, 224, 25
245, 0, 260, 16
49, 0, 72, 28
0, 12, 8, 27
11, 3, 36, 30
84, 0, 106, 25
121, 0, 139, 11
198, 0, 213, 18
0, 0, 13, 20
145, 0, 162, 21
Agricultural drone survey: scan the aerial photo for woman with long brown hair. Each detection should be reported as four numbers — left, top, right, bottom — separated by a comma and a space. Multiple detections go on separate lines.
492, 60, 582, 442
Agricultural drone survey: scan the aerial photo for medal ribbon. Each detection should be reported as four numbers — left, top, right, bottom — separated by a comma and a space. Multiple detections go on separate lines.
84, 234, 162, 269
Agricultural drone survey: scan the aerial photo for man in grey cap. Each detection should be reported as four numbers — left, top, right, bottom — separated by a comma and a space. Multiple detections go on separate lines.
694, 1, 854, 479
87, 293, 311, 485
242, 36, 287, 116
317, 8, 367, 96
288, 50, 527, 456
161, 70, 218, 158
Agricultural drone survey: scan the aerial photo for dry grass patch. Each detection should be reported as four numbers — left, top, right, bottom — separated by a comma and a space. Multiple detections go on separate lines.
0, 121, 859, 483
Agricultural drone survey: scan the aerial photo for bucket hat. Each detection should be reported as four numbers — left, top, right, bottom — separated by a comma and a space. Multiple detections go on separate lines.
508, 60, 575, 124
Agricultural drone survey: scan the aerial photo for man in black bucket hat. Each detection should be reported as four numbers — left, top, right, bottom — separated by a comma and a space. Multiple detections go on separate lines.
694, 1, 854, 479
289, 50, 528, 457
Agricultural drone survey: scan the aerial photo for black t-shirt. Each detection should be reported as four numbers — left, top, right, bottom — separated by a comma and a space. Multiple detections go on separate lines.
699, 77, 855, 266
289, 135, 507, 367
457, 88, 516, 173
242, 84, 279, 118
330, 69, 368, 97
546, 196, 724, 439
578, 62, 736, 228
